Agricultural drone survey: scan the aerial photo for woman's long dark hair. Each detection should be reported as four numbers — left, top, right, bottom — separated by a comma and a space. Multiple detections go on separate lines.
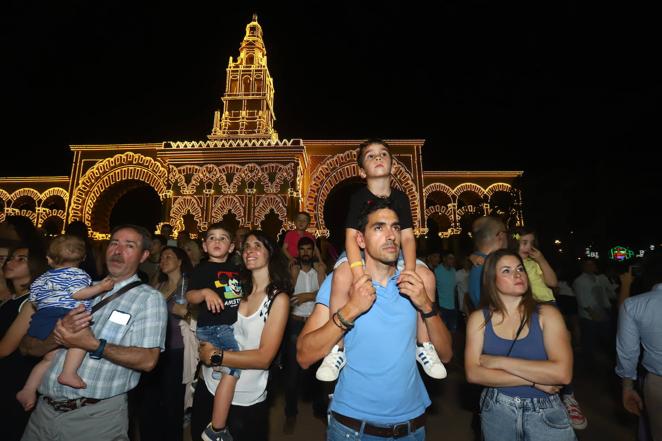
156, 246, 194, 284
480, 249, 537, 327
240, 230, 292, 300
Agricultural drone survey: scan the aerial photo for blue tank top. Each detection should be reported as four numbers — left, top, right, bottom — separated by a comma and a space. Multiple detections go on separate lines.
482, 309, 550, 398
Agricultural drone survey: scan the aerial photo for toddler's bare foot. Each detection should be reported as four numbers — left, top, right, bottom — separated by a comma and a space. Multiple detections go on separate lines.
16, 389, 36, 411
58, 372, 87, 389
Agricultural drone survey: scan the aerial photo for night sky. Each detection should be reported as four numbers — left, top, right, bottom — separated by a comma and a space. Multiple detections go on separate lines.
1, 2, 659, 259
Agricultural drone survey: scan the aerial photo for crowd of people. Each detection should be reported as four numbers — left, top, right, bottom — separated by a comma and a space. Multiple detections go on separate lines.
0, 139, 659, 441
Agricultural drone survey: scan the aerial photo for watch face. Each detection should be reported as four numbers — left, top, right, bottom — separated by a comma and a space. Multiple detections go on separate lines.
211, 354, 222, 366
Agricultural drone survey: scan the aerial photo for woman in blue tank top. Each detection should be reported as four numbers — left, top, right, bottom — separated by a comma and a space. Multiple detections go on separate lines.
465, 249, 576, 441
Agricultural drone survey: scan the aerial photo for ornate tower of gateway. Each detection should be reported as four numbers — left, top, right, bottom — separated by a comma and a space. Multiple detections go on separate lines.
0, 15, 523, 245
210, 15, 277, 140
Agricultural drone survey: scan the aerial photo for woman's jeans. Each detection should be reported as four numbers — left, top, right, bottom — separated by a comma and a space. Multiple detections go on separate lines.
480, 388, 577, 441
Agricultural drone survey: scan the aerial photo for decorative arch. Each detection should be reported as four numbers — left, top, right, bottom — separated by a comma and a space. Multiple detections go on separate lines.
38, 210, 67, 230
456, 204, 483, 218
190, 165, 220, 193
261, 163, 295, 193
425, 205, 456, 238
210, 196, 246, 226
0, 189, 9, 222
485, 182, 512, 198
170, 196, 204, 233
5, 208, 37, 223
217, 164, 245, 193
69, 153, 167, 230
8, 188, 41, 206
305, 150, 420, 234
424, 204, 454, 219
38, 187, 69, 205
254, 194, 287, 227
424, 183, 455, 199
453, 183, 486, 198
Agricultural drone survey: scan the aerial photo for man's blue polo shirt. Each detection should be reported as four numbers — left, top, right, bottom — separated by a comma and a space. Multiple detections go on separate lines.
320, 270, 430, 424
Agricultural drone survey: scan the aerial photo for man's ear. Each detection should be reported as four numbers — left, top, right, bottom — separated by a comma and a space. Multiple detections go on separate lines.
228, 242, 235, 254
140, 249, 150, 264
358, 167, 367, 179
356, 231, 366, 250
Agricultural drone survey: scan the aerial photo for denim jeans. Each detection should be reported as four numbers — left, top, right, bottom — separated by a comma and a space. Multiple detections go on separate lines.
480, 388, 577, 441
196, 324, 240, 378
327, 412, 425, 441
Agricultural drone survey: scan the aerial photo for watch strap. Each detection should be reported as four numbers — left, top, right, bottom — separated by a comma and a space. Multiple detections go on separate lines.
420, 304, 439, 319
89, 338, 107, 359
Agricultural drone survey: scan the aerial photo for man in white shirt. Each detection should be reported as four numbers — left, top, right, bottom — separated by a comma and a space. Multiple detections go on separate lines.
573, 258, 615, 367
284, 236, 326, 432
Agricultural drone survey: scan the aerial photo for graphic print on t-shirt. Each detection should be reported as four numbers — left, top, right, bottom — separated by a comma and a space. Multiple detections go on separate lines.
215, 270, 242, 303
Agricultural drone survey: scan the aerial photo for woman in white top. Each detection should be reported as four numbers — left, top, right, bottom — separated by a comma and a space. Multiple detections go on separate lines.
192, 230, 291, 441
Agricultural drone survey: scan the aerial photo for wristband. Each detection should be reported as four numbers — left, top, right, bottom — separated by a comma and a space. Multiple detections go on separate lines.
350, 261, 364, 269
210, 349, 224, 366
420, 304, 438, 319
336, 309, 355, 329
89, 339, 107, 360
332, 312, 347, 331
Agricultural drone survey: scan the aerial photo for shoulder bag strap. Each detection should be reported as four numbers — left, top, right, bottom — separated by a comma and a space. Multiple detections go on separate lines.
91, 280, 143, 314
505, 315, 527, 357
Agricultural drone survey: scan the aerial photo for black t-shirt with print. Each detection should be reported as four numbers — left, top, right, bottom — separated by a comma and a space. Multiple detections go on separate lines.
190, 261, 242, 327
345, 186, 413, 230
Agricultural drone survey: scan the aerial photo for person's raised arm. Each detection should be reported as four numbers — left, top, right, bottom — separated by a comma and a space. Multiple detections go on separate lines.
201, 293, 289, 370
478, 305, 572, 385
72, 276, 114, 300
529, 247, 557, 288
345, 228, 364, 280
0, 301, 35, 358
398, 269, 452, 363
464, 310, 535, 387
400, 228, 417, 272
297, 274, 375, 368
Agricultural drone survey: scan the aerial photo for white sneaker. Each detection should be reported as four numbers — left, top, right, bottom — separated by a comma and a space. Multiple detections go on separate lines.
315, 345, 346, 381
416, 342, 447, 379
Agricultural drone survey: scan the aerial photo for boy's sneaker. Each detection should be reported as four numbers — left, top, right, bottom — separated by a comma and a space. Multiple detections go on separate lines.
201, 423, 234, 441
416, 342, 447, 379
562, 394, 588, 430
315, 345, 346, 381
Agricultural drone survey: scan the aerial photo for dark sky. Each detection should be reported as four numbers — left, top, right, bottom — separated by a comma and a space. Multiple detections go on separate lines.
1, 2, 659, 255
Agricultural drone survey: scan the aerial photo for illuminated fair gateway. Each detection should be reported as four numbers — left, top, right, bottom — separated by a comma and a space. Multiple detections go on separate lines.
0, 16, 522, 244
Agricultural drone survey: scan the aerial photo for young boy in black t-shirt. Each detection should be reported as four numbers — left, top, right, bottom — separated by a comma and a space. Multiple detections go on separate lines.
186, 223, 242, 441
316, 138, 447, 382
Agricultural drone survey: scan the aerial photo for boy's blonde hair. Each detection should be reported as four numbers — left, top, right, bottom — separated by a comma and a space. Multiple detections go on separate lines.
47, 235, 86, 265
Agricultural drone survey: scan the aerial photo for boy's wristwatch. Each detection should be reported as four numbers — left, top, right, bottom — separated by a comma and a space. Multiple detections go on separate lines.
89, 339, 107, 360
210, 350, 224, 366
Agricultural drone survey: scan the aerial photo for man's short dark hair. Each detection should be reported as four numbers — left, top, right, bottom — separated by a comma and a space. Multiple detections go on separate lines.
357, 138, 391, 169
297, 236, 315, 249
356, 197, 394, 233
110, 224, 152, 252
